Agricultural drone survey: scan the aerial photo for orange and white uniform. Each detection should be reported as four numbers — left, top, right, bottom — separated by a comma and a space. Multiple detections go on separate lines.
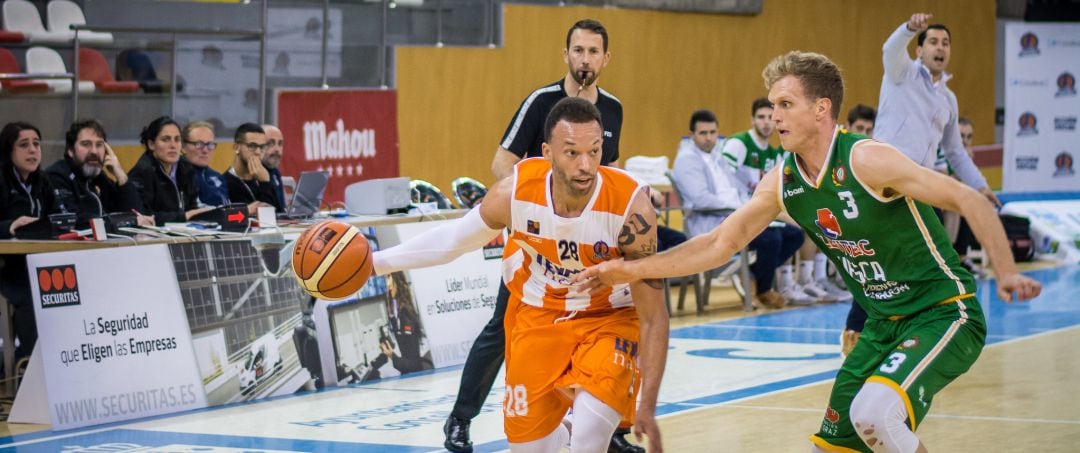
501, 158, 646, 443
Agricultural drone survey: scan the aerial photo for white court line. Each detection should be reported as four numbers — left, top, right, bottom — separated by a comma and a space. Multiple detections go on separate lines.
717, 404, 1080, 426
695, 324, 840, 333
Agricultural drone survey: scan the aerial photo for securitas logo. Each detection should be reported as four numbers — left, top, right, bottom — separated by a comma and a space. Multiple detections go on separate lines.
1019, 32, 1040, 57
38, 265, 81, 308
1055, 116, 1077, 131
1017, 112, 1038, 136
814, 208, 842, 239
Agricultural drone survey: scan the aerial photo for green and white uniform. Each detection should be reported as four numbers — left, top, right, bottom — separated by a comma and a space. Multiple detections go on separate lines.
723, 130, 786, 172
778, 128, 986, 453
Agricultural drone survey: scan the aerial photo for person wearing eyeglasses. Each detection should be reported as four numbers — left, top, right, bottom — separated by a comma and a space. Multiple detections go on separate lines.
181, 121, 230, 208
129, 116, 214, 225
225, 123, 280, 212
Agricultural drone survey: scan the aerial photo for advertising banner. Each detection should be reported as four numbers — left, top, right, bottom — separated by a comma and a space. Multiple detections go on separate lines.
375, 220, 502, 368
1003, 23, 1080, 192
276, 89, 400, 204
26, 245, 207, 429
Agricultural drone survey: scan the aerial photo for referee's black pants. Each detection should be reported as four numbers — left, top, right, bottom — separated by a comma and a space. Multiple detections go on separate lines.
449, 282, 510, 421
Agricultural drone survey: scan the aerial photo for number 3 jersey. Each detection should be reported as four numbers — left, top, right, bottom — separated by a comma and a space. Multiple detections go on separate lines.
779, 128, 976, 320
502, 158, 644, 313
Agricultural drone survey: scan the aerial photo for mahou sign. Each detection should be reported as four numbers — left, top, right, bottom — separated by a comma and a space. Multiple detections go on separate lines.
277, 89, 400, 204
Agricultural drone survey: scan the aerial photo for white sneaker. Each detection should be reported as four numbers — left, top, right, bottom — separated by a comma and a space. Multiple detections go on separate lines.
780, 283, 817, 305
799, 279, 835, 303
816, 278, 853, 302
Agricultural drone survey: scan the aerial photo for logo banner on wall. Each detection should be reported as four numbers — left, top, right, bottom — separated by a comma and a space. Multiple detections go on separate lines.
1003, 23, 1080, 192
276, 89, 400, 205
375, 221, 501, 368
25, 245, 207, 429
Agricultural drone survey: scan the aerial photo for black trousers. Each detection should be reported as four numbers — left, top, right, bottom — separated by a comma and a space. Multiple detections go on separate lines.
450, 282, 510, 420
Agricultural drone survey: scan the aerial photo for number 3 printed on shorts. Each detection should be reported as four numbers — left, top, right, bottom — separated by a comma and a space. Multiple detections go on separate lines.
504, 384, 528, 417
879, 352, 907, 374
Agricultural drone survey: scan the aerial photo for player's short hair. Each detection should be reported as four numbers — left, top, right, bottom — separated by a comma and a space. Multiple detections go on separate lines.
918, 24, 951, 47
847, 104, 876, 125
566, 19, 608, 52
751, 97, 773, 117
762, 51, 845, 121
234, 122, 265, 143
544, 97, 603, 142
690, 109, 717, 132
958, 116, 973, 127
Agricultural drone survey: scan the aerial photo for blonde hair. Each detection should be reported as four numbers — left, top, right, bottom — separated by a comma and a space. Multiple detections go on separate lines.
762, 51, 844, 121
182, 121, 215, 141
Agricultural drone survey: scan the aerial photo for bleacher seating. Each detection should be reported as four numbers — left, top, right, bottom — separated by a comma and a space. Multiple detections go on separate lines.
78, 48, 137, 93
46, 0, 113, 45
26, 46, 92, 93
3, 0, 69, 44
0, 29, 25, 43
0, 47, 48, 93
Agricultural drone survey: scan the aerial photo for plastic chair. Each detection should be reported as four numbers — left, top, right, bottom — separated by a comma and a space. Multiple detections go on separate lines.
0, 48, 48, 93
2, 0, 69, 44
409, 180, 453, 210
667, 172, 754, 313
0, 29, 26, 43
78, 48, 137, 93
450, 177, 487, 209
25, 46, 93, 94
116, 49, 182, 93
46, 0, 113, 44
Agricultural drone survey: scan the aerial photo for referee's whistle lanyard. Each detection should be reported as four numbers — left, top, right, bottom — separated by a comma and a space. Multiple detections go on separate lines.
13, 167, 40, 218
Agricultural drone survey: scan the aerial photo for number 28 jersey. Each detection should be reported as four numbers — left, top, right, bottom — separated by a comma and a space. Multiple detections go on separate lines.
502, 158, 644, 313
778, 128, 976, 320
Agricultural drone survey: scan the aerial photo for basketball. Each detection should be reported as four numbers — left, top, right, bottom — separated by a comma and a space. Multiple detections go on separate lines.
292, 220, 374, 300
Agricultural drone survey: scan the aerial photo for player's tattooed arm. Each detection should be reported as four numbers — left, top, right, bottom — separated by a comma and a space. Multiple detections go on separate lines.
619, 193, 663, 290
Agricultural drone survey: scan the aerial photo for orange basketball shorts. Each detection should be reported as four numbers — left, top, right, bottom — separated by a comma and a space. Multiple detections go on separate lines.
502, 303, 641, 443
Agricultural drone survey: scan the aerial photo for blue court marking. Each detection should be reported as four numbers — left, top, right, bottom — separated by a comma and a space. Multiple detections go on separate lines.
0, 429, 439, 452
996, 192, 1080, 203
2, 265, 1076, 451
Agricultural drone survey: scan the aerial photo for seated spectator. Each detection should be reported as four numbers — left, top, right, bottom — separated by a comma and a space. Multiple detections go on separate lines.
261, 124, 287, 211
672, 109, 803, 309
181, 121, 230, 207
129, 116, 213, 225
46, 119, 148, 229
0, 122, 60, 361
846, 104, 876, 136
226, 123, 280, 210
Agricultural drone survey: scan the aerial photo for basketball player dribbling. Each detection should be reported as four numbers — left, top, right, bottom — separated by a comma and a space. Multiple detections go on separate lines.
371, 97, 668, 452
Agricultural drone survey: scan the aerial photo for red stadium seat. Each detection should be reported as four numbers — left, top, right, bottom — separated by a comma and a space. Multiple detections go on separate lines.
0, 47, 48, 93
78, 48, 138, 93
0, 30, 25, 43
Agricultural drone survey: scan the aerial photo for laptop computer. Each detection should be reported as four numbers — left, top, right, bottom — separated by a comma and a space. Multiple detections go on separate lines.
280, 170, 330, 219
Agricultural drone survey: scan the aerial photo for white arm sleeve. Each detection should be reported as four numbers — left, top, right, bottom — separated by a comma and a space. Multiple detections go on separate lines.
372, 207, 503, 275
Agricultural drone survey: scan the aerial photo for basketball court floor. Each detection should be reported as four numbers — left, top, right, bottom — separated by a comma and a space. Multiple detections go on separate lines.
0, 264, 1076, 452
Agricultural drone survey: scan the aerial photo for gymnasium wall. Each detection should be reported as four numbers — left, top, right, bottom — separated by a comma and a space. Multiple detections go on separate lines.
396, 0, 997, 190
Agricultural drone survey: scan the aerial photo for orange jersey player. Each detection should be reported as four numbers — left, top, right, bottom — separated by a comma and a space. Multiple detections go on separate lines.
372, 97, 668, 452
